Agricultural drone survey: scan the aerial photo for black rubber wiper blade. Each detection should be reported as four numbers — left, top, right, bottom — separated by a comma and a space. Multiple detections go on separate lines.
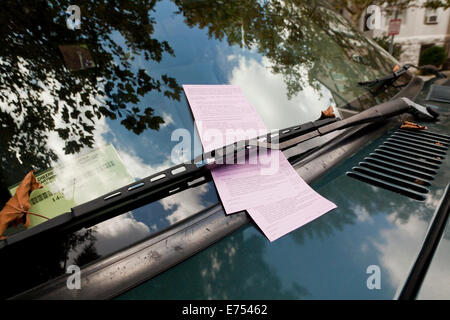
0, 118, 338, 251
262, 98, 437, 150
0, 97, 439, 252
358, 64, 412, 88
359, 64, 447, 89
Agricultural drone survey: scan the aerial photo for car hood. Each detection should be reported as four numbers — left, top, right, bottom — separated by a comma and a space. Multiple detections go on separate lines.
116, 79, 450, 300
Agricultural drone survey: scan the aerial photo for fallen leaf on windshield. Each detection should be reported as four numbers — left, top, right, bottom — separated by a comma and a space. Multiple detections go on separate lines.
435, 142, 444, 146
400, 121, 428, 131
319, 106, 336, 120
0, 171, 46, 240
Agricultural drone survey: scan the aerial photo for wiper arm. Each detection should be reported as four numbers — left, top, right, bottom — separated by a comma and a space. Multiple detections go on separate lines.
359, 64, 447, 89
358, 64, 412, 88
0, 97, 439, 251
259, 97, 437, 151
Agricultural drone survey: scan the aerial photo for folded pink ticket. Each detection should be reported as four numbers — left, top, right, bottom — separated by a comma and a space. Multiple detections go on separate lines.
183, 84, 336, 241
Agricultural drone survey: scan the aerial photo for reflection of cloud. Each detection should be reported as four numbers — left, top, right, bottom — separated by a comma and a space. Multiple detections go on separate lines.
115, 147, 173, 180
67, 211, 151, 263
92, 212, 151, 255
46, 87, 109, 163
47, 103, 173, 180
418, 236, 450, 299
373, 214, 427, 291
161, 183, 210, 225
0, 57, 29, 126
160, 111, 175, 128
375, 208, 450, 299
352, 205, 373, 223
424, 190, 444, 210
228, 56, 335, 130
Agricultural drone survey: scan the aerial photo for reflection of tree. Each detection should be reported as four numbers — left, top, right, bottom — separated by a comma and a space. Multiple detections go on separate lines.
173, 0, 398, 107
0, 0, 181, 202
0, 227, 100, 299
120, 231, 309, 299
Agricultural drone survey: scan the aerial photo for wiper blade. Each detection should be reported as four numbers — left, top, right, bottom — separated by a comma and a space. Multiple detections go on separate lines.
359, 64, 447, 89
358, 64, 412, 88
0, 97, 440, 251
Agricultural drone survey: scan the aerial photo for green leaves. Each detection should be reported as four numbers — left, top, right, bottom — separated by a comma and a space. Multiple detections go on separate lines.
120, 107, 164, 135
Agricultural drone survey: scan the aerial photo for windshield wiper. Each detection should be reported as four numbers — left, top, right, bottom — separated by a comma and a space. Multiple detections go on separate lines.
0, 97, 439, 252
359, 64, 447, 89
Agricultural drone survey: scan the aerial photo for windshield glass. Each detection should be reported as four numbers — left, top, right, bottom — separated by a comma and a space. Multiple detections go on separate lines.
0, 0, 404, 297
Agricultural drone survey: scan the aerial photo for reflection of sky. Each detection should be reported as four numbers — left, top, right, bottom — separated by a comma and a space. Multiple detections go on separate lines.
418, 218, 450, 299
102, 1, 250, 169
229, 56, 335, 129
101, 0, 336, 171
69, 0, 341, 257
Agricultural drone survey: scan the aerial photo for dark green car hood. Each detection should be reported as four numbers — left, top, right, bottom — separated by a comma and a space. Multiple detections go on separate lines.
118, 80, 450, 300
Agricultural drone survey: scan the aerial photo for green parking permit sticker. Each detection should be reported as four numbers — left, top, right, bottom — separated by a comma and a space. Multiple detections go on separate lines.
8, 145, 134, 229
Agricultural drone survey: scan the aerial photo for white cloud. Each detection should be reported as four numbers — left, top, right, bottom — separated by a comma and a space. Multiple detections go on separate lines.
373, 215, 427, 292
418, 237, 450, 299
352, 205, 373, 223
115, 146, 173, 180
228, 56, 335, 130
90, 212, 151, 255
160, 111, 175, 128
370, 196, 450, 299
161, 183, 210, 225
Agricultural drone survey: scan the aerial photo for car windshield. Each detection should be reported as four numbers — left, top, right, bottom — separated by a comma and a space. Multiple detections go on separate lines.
0, 0, 405, 294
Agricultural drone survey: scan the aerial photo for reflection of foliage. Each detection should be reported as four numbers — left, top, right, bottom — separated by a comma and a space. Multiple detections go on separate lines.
419, 46, 448, 68
0, 0, 179, 185
174, 0, 396, 104
120, 231, 309, 299
0, 228, 100, 299
374, 35, 403, 60
74, 240, 100, 266
0, 0, 181, 202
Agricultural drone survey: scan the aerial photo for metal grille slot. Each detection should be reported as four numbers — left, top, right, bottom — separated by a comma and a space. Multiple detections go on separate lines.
426, 85, 450, 103
378, 145, 442, 165
347, 129, 449, 201
399, 129, 450, 143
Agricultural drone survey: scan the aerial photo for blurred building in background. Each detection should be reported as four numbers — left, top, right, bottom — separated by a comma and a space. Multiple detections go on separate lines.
361, 1, 450, 67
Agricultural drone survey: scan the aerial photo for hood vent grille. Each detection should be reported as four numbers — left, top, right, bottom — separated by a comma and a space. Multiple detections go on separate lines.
347, 129, 449, 201
426, 85, 450, 103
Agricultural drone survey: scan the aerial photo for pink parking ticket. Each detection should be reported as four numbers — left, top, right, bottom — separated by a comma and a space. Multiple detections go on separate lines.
183, 84, 337, 241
